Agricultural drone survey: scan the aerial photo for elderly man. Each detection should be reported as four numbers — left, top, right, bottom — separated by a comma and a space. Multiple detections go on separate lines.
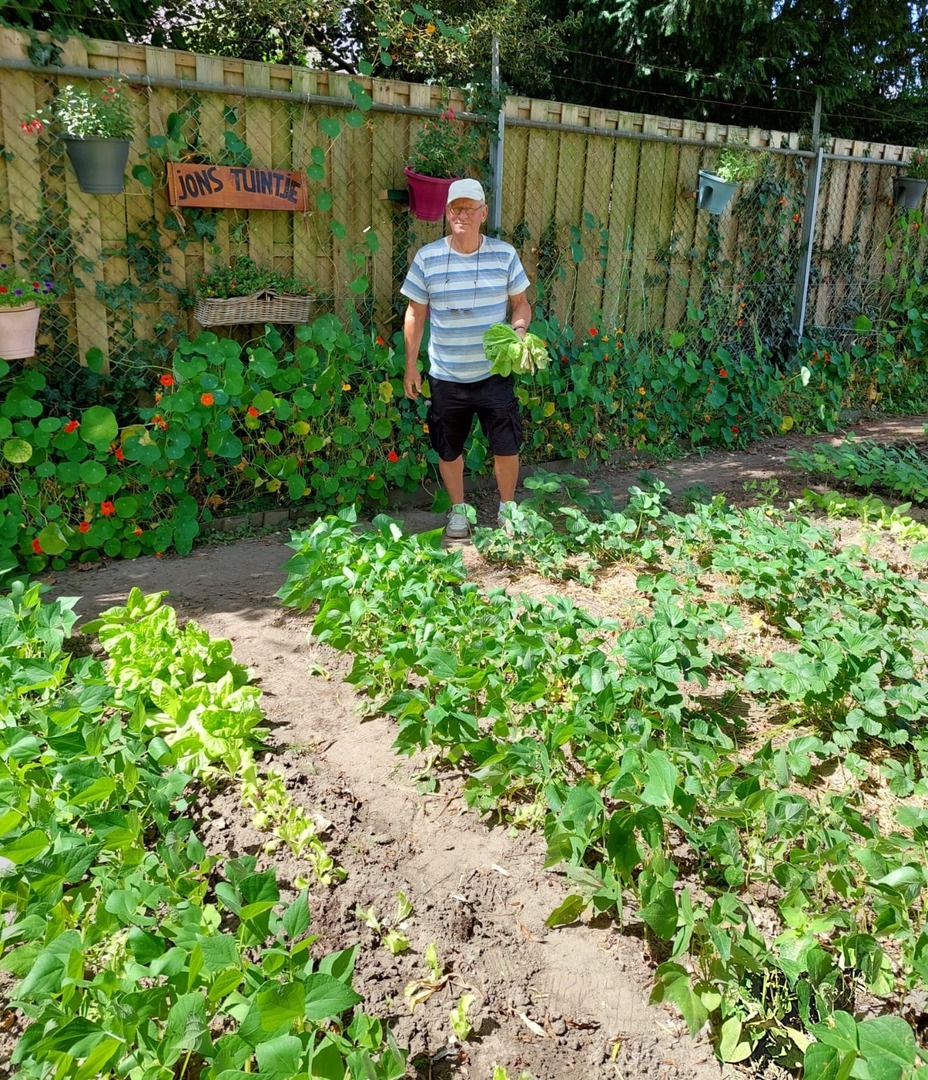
401, 178, 532, 539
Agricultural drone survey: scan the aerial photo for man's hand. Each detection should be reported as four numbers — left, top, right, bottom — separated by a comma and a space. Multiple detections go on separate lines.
404, 365, 422, 400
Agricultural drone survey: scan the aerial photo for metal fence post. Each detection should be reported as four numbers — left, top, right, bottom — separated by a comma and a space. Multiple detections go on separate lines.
488, 33, 504, 236
790, 92, 823, 342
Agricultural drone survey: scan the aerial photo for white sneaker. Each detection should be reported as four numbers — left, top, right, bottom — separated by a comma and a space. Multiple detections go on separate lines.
444, 503, 472, 540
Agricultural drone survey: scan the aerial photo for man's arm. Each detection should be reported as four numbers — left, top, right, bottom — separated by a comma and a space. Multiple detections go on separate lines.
509, 291, 531, 339
403, 300, 428, 399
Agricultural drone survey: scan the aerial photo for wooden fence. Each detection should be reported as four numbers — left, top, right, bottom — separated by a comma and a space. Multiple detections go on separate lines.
0, 28, 920, 368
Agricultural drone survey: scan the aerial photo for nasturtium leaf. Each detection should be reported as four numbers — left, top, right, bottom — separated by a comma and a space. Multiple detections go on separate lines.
252, 389, 276, 413
320, 117, 341, 138
345, 109, 367, 128
330, 220, 347, 239
2, 438, 32, 464
37, 523, 68, 556
80, 406, 118, 445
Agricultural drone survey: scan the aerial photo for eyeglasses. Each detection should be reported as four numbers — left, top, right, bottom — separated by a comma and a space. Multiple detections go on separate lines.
447, 204, 483, 218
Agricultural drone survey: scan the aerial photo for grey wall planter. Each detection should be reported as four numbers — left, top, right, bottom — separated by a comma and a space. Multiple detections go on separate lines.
892, 176, 927, 211
62, 137, 131, 194
697, 169, 739, 214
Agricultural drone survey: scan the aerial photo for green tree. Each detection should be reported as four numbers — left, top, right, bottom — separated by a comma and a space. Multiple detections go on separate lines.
541, 0, 928, 141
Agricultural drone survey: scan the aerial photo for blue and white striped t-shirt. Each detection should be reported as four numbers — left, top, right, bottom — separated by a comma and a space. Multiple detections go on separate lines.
401, 235, 531, 383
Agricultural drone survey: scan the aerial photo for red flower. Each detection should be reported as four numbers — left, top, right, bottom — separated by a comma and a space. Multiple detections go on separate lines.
31, 538, 42, 554
134, 526, 143, 537
0, 286, 7, 294
387, 450, 399, 463
100, 500, 116, 516
113, 446, 125, 461
78, 521, 91, 534
589, 327, 598, 336
376, 335, 385, 346
200, 392, 215, 406
63, 419, 80, 433
247, 406, 259, 418
792, 213, 800, 223
731, 425, 740, 434
159, 373, 174, 387
718, 368, 728, 378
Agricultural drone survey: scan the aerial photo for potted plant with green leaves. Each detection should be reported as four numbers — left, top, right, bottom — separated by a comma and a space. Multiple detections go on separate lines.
697, 145, 762, 214
893, 148, 928, 210
0, 263, 56, 360
404, 106, 482, 221
22, 79, 134, 194
193, 256, 317, 326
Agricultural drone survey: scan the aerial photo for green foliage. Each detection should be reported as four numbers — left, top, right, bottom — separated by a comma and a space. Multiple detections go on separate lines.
278, 499, 928, 1072
1, 582, 401, 1078
904, 148, 928, 181
483, 323, 550, 375
23, 79, 134, 139
0, 263, 56, 309
194, 256, 317, 299
714, 145, 762, 184
407, 105, 482, 179
0, 316, 430, 573
788, 438, 928, 504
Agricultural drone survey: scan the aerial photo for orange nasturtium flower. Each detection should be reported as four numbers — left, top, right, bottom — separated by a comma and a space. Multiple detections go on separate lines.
200, 392, 215, 406
114, 446, 125, 461
387, 450, 399, 463
79, 521, 91, 534
376, 335, 385, 346
63, 419, 80, 433
247, 406, 259, 418
719, 368, 728, 378
159, 373, 174, 387
31, 538, 42, 554
134, 527, 143, 537
100, 500, 116, 516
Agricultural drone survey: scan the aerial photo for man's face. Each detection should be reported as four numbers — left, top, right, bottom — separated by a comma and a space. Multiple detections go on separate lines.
446, 198, 487, 238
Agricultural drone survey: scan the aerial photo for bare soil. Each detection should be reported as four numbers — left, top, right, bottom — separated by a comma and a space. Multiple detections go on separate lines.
43, 415, 928, 1080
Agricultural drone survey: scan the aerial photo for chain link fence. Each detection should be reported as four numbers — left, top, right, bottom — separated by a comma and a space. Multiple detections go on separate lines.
0, 32, 923, 382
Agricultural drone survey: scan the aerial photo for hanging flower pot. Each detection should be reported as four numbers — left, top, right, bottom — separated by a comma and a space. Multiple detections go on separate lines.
62, 136, 131, 194
892, 176, 927, 211
0, 304, 41, 360
404, 167, 459, 222
20, 79, 134, 195
696, 169, 740, 214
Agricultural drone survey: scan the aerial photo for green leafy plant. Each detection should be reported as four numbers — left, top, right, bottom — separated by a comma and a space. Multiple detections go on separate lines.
904, 147, 928, 180
407, 106, 481, 178
0, 263, 56, 308
194, 255, 317, 299
483, 323, 550, 375
355, 892, 414, 954
713, 144, 762, 184
22, 78, 134, 138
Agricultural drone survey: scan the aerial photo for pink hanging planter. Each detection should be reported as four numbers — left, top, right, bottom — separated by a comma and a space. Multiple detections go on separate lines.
0, 304, 40, 360
403, 167, 459, 222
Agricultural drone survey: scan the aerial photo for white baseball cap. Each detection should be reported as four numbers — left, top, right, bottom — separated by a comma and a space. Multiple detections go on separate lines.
447, 178, 486, 205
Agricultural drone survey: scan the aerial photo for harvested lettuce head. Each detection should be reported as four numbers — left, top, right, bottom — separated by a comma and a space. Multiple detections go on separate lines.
483, 323, 550, 376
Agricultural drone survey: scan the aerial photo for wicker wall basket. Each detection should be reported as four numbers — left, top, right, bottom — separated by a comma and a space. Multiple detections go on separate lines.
194, 289, 315, 326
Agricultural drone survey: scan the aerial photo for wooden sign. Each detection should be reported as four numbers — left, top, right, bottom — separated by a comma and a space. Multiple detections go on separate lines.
167, 163, 308, 211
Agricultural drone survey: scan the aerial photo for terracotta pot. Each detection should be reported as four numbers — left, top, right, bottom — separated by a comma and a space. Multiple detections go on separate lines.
403, 167, 459, 222
0, 304, 40, 360
62, 136, 131, 194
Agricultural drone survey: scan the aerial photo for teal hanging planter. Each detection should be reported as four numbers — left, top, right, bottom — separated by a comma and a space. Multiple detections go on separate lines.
62, 136, 131, 194
892, 176, 927, 211
697, 169, 739, 214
